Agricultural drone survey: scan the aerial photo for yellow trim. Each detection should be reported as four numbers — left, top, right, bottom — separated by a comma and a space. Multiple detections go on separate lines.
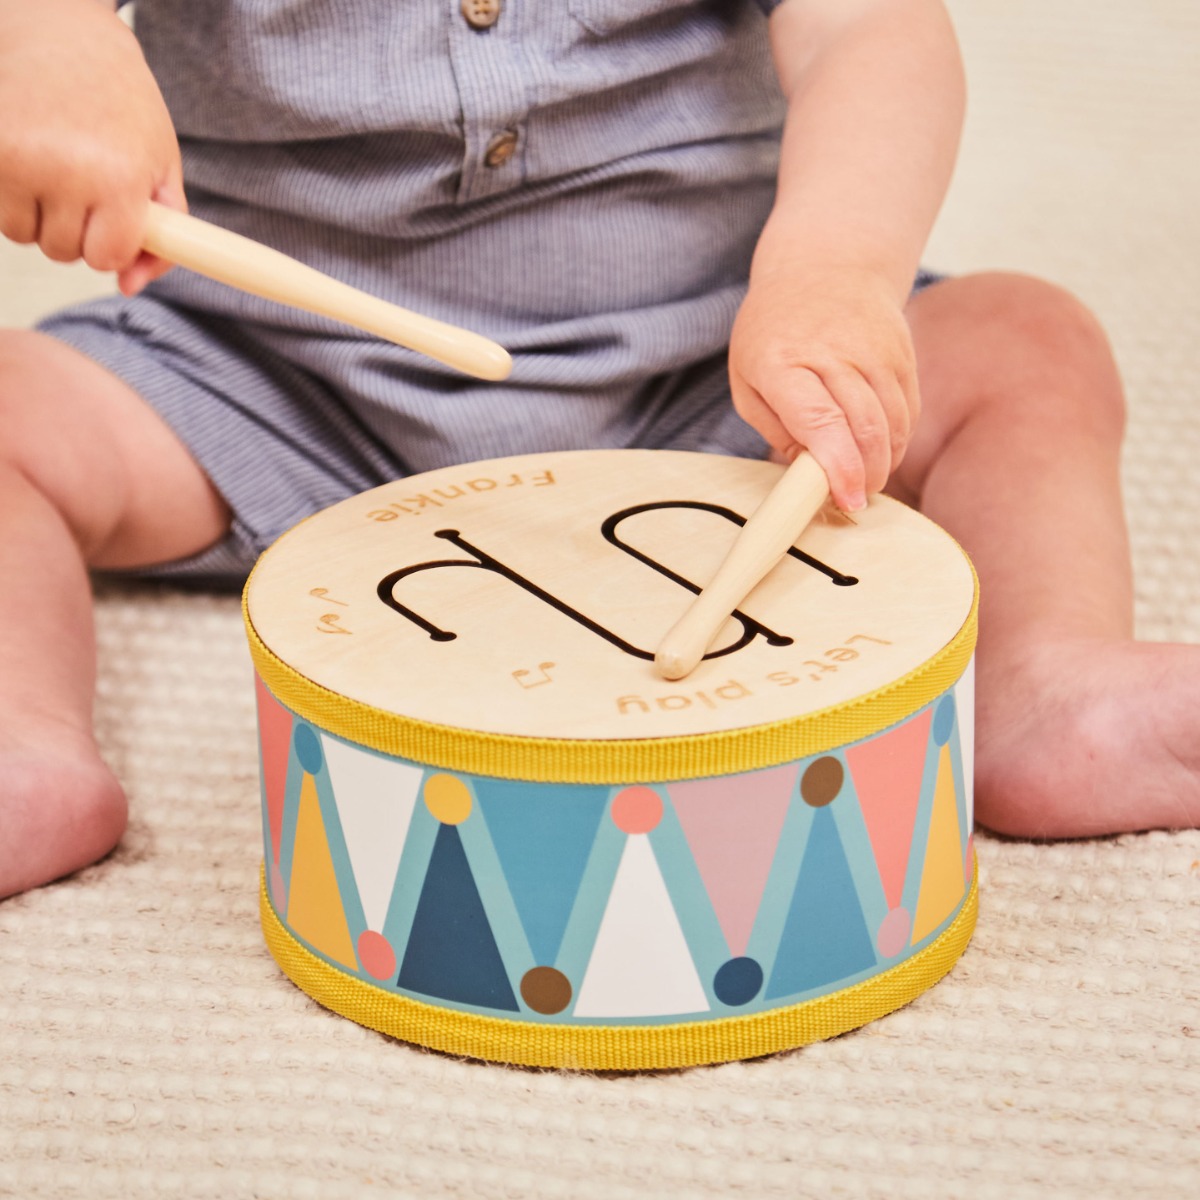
242, 574, 977, 785
259, 860, 979, 1071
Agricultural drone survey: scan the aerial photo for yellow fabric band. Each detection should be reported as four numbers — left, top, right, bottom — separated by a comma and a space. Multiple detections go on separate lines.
259, 860, 978, 1071
243, 578, 977, 785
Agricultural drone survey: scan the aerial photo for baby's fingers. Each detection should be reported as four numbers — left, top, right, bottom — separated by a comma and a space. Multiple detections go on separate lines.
82, 195, 150, 276
733, 369, 867, 511
0, 189, 39, 246
775, 367, 894, 512
115, 183, 187, 295
864, 362, 917, 476
36, 195, 90, 263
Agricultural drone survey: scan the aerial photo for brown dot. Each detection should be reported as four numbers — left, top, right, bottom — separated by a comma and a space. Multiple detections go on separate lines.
801, 756, 844, 807
520, 966, 573, 1015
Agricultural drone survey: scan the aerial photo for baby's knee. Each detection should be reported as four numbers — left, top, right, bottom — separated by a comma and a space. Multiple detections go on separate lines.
0, 327, 129, 455
0, 328, 136, 554
976, 273, 1114, 370
992, 272, 1125, 436
914, 271, 1126, 435
0, 329, 65, 459
0, 327, 78, 404
0, 327, 47, 376
0, 326, 61, 371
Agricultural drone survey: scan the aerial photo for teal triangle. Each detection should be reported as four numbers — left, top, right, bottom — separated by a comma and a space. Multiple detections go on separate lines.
765, 807, 876, 1000
473, 779, 609, 965
397, 824, 518, 1011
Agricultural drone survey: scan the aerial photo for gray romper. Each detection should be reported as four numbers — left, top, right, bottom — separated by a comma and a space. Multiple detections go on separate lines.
41, 0, 793, 582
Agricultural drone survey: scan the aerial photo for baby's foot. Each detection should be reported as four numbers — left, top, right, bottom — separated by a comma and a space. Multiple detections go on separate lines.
974, 637, 1200, 838
0, 715, 127, 899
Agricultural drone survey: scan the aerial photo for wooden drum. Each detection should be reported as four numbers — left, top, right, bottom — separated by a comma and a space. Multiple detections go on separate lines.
243, 450, 979, 1070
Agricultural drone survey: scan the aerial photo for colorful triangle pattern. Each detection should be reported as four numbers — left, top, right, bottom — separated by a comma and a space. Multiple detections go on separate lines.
397, 824, 519, 1012
574, 835, 710, 1018
667, 764, 797, 957
264, 668, 970, 1024
765, 807, 876, 999
254, 676, 293, 866
472, 778, 609, 965
321, 733, 422, 933
844, 707, 933, 909
912, 744, 966, 944
286, 773, 359, 971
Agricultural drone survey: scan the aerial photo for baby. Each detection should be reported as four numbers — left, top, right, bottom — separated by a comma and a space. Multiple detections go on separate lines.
1, 0, 1197, 899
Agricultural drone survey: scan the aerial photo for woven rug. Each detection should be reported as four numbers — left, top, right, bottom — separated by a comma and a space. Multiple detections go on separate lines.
2, 3, 1198, 1196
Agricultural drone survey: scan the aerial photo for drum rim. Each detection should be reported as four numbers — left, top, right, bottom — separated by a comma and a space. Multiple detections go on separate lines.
243, 569, 978, 784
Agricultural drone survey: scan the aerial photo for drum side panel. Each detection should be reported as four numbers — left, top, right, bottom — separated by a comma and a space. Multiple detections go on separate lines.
252, 660, 977, 1065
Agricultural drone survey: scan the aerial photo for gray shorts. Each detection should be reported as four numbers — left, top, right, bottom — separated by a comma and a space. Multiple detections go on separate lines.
41, 270, 942, 587
40, 292, 768, 587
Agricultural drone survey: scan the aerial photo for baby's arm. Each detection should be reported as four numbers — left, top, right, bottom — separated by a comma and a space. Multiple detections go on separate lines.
0, 0, 182, 294
730, 0, 965, 511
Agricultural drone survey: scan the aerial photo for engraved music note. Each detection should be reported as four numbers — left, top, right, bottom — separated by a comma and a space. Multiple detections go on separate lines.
309, 586, 352, 634
513, 662, 556, 688
310, 587, 348, 606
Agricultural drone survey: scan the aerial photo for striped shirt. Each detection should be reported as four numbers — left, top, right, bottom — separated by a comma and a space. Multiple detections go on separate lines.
45, 2, 797, 580
132, 1, 788, 388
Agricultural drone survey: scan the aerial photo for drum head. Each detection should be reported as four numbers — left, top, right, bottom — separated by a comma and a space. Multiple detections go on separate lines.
246, 450, 975, 744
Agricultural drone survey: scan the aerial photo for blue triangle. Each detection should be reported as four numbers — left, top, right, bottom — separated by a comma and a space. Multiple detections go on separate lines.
766, 807, 877, 999
397, 824, 519, 1011
473, 779, 609, 965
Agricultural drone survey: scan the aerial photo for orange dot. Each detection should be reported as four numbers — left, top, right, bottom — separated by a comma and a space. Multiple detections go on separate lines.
423, 773, 472, 824
357, 930, 397, 980
611, 786, 662, 834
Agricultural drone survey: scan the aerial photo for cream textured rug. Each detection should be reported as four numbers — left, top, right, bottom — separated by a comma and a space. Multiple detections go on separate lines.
2, 3, 1198, 1196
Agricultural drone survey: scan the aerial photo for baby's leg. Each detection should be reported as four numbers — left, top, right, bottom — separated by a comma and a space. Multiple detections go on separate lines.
0, 330, 230, 897
894, 272, 1200, 837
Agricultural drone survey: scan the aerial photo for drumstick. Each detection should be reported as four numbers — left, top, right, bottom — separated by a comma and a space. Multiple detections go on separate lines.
654, 450, 831, 680
140, 201, 513, 382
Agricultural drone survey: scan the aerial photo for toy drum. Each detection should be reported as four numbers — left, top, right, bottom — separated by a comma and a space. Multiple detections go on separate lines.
243, 449, 979, 1070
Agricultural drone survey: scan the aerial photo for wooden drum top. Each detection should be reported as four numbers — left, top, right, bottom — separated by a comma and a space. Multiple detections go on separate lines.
244, 450, 976, 766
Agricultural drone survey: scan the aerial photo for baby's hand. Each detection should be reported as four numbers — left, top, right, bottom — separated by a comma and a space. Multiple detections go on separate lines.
0, 0, 184, 294
728, 266, 920, 513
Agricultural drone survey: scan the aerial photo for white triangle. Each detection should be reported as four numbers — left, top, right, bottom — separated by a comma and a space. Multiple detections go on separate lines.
957, 656, 976, 834
573, 836, 710, 1018
321, 734, 422, 930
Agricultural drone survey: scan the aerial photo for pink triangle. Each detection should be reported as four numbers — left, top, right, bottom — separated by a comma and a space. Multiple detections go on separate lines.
254, 675, 294, 865
844, 708, 934, 909
667, 764, 798, 956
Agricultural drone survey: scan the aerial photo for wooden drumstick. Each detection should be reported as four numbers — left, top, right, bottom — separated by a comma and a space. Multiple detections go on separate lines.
654, 450, 831, 681
140, 202, 512, 382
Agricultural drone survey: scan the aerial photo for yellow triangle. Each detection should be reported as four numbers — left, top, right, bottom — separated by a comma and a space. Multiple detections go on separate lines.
287, 773, 359, 970
911, 745, 966, 944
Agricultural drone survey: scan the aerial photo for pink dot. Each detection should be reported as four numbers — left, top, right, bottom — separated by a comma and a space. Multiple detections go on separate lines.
269, 863, 286, 912
876, 906, 912, 958
611, 786, 663, 834
357, 930, 397, 980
